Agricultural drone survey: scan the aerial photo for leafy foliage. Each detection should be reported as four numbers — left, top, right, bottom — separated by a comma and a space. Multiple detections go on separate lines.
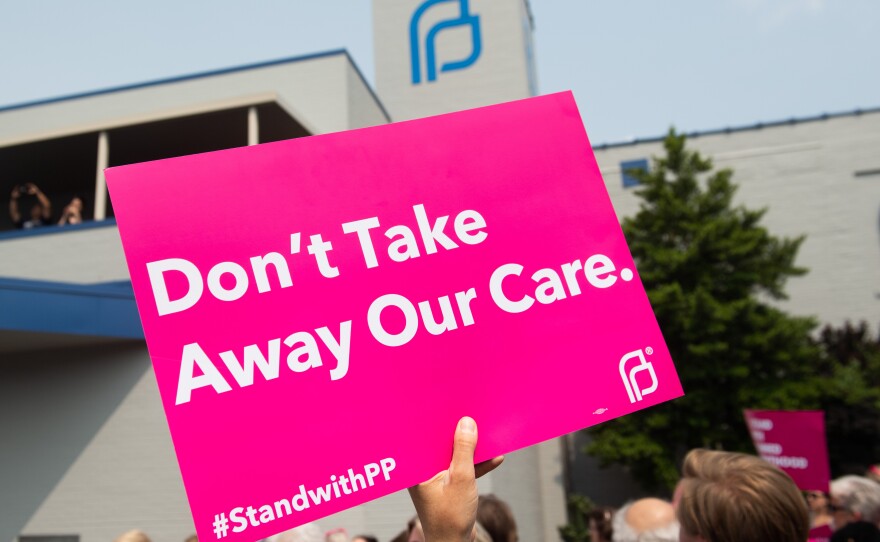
814, 321, 880, 474
585, 129, 820, 489
558, 493, 594, 542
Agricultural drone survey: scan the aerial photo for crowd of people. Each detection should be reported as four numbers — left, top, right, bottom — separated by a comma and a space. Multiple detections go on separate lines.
109, 418, 880, 542
8, 183, 84, 229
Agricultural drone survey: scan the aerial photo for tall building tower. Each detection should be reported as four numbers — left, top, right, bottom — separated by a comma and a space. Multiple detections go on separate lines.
373, 0, 538, 121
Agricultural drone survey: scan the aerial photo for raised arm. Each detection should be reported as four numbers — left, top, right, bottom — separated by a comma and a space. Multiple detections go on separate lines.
9, 187, 21, 223
408, 417, 504, 542
28, 183, 52, 219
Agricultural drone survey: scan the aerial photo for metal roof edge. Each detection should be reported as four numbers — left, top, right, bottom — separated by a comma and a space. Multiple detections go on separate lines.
592, 106, 880, 150
0, 49, 350, 114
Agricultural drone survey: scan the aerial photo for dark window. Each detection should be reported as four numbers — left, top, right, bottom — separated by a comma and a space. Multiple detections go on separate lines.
19, 536, 79, 542
621, 158, 649, 188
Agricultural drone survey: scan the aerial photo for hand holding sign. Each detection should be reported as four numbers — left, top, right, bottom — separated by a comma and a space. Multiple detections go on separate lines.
107, 92, 683, 541
409, 417, 504, 542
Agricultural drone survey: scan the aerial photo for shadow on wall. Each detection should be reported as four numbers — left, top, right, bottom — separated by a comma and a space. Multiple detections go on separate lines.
0, 340, 149, 542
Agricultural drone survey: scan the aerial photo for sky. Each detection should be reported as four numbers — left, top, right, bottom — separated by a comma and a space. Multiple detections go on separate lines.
0, 0, 877, 144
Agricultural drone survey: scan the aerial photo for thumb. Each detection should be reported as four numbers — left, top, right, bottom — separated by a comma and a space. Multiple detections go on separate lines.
449, 416, 478, 483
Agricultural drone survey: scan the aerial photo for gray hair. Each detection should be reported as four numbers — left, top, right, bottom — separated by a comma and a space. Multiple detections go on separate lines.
611, 502, 679, 542
831, 475, 880, 524
266, 522, 324, 542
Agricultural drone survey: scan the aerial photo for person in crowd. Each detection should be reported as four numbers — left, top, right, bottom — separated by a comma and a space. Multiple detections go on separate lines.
267, 523, 324, 542
477, 494, 518, 542
389, 518, 415, 542
806, 490, 834, 529
350, 536, 377, 542
184, 535, 198, 542
588, 506, 614, 542
674, 449, 809, 542
408, 428, 815, 542
830, 476, 880, 529
611, 498, 678, 542
407, 416, 503, 542
113, 530, 152, 542
407, 518, 427, 542
867, 465, 880, 485
472, 523, 493, 542
58, 195, 83, 225
9, 183, 51, 229
830, 520, 880, 542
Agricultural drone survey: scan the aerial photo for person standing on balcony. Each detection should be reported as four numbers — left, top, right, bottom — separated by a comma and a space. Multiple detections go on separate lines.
9, 183, 51, 229
58, 196, 83, 226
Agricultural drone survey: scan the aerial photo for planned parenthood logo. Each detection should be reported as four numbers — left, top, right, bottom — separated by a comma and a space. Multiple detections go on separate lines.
619, 348, 658, 403
409, 0, 482, 84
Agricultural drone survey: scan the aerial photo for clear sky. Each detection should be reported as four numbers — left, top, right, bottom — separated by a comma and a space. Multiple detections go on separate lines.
0, 0, 876, 144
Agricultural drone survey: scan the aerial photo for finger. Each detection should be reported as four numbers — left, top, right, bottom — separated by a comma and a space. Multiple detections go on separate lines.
475, 455, 504, 479
449, 416, 478, 482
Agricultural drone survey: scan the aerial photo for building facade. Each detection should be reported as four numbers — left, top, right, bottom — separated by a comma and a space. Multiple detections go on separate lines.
2, 3, 566, 542
3, 1, 879, 541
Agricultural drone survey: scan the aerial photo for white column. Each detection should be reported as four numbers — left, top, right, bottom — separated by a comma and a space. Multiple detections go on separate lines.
93, 131, 109, 221
248, 106, 259, 146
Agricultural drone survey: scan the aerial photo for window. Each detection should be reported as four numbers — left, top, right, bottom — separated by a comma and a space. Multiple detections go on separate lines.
19, 536, 79, 542
620, 158, 649, 188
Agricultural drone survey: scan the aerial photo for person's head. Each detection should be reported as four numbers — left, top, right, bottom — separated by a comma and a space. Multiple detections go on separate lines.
830, 475, 880, 529
804, 489, 831, 514
829, 521, 880, 542
69, 196, 83, 211
473, 522, 493, 542
612, 498, 678, 542
477, 494, 518, 542
406, 517, 425, 542
675, 449, 809, 542
588, 506, 614, 542
267, 523, 324, 542
29, 203, 42, 220
868, 465, 880, 485
113, 530, 152, 542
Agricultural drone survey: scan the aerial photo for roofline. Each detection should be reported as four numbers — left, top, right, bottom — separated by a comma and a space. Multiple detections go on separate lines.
593, 106, 880, 150
0, 48, 387, 117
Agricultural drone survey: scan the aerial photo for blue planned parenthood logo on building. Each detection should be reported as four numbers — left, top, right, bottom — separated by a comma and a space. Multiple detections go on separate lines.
409, 0, 482, 84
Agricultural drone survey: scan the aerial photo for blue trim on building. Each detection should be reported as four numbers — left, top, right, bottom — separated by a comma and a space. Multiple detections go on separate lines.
0, 49, 349, 113
593, 106, 880, 150
0, 276, 142, 339
0, 218, 117, 242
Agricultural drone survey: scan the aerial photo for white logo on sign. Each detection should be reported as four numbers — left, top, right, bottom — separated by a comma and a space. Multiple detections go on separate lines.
619, 348, 658, 403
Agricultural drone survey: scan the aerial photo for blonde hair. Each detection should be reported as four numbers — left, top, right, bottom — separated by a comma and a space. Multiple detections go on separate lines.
113, 531, 152, 542
474, 522, 493, 542
676, 449, 808, 542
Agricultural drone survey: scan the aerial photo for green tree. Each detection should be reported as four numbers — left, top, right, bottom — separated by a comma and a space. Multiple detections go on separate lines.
558, 494, 593, 542
815, 321, 880, 474
585, 129, 820, 489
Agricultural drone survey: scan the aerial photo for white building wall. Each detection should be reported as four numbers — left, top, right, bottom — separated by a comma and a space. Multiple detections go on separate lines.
373, 0, 535, 121
0, 226, 129, 284
346, 63, 391, 130
0, 53, 357, 147
593, 111, 880, 326
0, 342, 193, 542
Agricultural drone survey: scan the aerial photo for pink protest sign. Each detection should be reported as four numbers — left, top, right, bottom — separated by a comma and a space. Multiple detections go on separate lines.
744, 409, 830, 492
107, 92, 683, 541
